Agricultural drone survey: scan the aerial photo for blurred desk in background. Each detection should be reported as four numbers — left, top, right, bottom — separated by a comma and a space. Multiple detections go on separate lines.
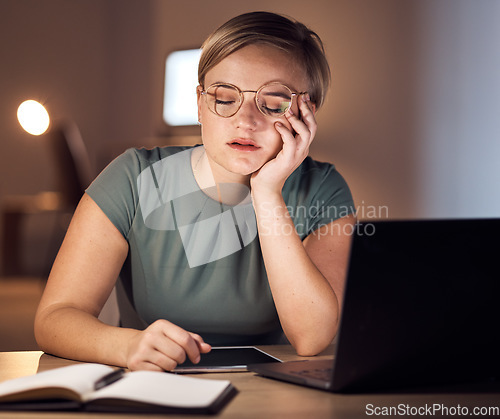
0, 277, 43, 351
1, 192, 71, 276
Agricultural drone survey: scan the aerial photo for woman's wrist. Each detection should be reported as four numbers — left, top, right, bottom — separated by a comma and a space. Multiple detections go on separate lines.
252, 188, 298, 243
250, 180, 283, 204
251, 188, 285, 218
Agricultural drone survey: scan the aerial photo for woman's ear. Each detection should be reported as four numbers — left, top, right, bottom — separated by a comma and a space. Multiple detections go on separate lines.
196, 85, 203, 124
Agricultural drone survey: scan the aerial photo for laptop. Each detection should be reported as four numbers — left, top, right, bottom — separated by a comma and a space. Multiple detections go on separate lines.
249, 218, 500, 393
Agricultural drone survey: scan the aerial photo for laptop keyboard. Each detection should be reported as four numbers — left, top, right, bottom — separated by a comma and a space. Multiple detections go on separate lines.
290, 367, 333, 381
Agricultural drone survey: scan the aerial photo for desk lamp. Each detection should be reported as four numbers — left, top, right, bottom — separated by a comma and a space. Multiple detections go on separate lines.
17, 99, 50, 136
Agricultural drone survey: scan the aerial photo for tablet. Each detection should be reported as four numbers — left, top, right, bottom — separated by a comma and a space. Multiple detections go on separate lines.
173, 346, 282, 373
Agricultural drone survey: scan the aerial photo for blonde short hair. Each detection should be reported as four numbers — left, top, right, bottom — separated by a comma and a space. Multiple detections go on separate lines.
198, 11, 331, 109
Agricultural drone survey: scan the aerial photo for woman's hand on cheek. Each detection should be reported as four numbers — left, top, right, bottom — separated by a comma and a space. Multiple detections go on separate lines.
251, 94, 317, 195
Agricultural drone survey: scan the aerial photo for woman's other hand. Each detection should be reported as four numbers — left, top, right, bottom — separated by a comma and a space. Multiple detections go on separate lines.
126, 320, 212, 371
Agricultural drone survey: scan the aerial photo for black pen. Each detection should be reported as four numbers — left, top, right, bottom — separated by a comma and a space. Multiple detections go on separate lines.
94, 368, 126, 390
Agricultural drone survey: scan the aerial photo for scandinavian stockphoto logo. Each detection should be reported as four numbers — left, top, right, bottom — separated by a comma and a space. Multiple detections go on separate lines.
137, 149, 257, 268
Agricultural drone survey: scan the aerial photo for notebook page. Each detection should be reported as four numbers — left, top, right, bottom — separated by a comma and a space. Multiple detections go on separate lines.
0, 364, 113, 402
86, 371, 231, 408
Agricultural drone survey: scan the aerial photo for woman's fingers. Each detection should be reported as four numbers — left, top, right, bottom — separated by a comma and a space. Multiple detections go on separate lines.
284, 93, 317, 150
190, 332, 213, 354
251, 94, 318, 191
275, 94, 317, 168
274, 122, 297, 163
126, 320, 211, 371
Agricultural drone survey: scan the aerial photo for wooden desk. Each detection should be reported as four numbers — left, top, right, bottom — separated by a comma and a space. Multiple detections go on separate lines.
0, 347, 499, 418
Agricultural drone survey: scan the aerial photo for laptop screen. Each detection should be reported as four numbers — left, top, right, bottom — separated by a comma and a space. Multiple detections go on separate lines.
332, 218, 500, 392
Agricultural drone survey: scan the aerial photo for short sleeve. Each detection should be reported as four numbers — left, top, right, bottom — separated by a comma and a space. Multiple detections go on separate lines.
283, 157, 355, 239
85, 149, 142, 239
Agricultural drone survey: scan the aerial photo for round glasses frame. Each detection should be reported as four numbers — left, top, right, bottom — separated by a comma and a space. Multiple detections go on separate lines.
200, 82, 306, 118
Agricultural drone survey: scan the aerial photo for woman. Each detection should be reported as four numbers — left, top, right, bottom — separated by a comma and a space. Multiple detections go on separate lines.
35, 11, 356, 371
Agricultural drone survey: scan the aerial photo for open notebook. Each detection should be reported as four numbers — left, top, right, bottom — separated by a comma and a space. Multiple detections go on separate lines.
0, 363, 236, 413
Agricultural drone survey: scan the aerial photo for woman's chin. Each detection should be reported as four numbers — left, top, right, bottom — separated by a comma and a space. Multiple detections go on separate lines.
229, 159, 267, 177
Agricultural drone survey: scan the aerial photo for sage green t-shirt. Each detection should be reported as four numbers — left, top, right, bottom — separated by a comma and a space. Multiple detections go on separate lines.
86, 145, 354, 345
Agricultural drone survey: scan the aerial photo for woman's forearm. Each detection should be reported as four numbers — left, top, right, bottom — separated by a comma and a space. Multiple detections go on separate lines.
252, 191, 339, 355
35, 305, 138, 367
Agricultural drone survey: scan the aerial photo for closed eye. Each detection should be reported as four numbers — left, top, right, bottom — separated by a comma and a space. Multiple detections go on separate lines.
216, 99, 236, 104
262, 106, 283, 114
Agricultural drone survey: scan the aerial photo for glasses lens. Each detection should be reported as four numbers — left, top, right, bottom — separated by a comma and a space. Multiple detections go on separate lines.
257, 85, 293, 117
206, 85, 240, 117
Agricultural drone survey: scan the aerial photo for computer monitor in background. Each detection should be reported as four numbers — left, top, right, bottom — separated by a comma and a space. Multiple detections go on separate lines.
163, 48, 202, 127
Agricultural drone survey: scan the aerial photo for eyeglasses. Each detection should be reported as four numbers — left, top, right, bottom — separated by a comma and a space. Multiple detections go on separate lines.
200, 82, 306, 118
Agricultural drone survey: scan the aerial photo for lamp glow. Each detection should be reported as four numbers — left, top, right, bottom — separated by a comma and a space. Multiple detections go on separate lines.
163, 49, 201, 126
17, 100, 50, 135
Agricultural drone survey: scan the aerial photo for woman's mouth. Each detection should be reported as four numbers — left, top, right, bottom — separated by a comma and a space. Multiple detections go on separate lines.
227, 139, 261, 151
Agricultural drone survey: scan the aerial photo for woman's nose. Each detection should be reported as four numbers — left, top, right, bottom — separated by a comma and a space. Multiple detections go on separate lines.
234, 93, 261, 128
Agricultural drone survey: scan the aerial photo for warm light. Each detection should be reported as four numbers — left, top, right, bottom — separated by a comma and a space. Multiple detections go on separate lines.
17, 100, 50, 135
163, 49, 201, 126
